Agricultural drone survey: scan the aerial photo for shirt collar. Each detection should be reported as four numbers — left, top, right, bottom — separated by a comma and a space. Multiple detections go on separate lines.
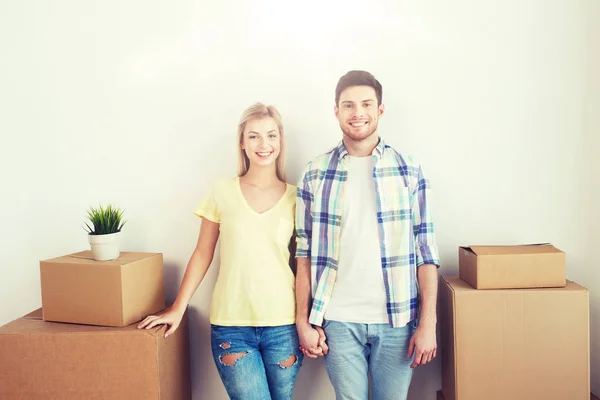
335, 137, 386, 160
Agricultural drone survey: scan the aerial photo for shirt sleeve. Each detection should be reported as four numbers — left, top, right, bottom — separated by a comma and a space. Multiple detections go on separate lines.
411, 164, 440, 268
295, 164, 313, 258
194, 182, 220, 223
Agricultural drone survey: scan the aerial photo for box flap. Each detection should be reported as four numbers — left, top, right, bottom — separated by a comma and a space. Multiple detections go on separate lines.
42, 251, 160, 266
442, 276, 586, 292
465, 243, 563, 256
22, 308, 43, 320
442, 276, 471, 292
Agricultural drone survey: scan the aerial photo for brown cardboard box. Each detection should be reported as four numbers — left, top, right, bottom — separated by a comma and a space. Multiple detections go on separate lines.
438, 389, 600, 400
40, 250, 165, 326
458, 243, 566, 289
0, 307, 190, 400
440, 276, 589, 400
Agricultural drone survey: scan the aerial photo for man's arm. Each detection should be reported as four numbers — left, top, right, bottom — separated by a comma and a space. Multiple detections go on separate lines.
411, 164, 440, 270
295, 257, 325, 358
407, 164, 440, 368
295, 257, 312, 326
417, 264, 438, 327
407, 264, 438, 367
294, 167, 327, 358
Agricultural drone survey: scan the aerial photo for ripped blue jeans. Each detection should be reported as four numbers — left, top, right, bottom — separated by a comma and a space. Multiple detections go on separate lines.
210, 324, 303, 400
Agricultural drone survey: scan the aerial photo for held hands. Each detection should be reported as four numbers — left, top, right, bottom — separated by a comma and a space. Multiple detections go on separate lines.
297, 324, 328, 358
407, 322, 437, 368
137, 307, 185, 338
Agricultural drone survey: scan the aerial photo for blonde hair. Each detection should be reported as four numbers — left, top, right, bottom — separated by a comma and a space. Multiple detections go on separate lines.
237, 102, 286, 181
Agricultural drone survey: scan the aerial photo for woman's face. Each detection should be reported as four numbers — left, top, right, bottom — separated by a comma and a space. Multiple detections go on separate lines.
241, 117, 281, 169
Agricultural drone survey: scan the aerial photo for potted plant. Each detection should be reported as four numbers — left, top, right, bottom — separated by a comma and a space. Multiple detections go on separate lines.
84, 204, 126, 261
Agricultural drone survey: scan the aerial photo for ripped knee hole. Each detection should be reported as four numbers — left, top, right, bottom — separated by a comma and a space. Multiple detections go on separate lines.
278, 355, 297, 368
220, 352, 248, 366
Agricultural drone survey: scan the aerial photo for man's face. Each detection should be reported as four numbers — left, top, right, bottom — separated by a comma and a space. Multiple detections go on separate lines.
335, 85, 384, 142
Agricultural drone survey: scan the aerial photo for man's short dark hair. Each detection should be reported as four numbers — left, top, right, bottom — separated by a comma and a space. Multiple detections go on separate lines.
335, 70, 383, 106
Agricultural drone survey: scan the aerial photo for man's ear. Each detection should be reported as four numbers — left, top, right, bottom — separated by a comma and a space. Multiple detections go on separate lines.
334, 104, 339, 118
378, 103, 385, 117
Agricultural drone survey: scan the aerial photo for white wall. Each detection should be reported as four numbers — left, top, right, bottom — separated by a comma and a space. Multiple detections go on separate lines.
0, 1, 595, 399
586, 0, 600, 395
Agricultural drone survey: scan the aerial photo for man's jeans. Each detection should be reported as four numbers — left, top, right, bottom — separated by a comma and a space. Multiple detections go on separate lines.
211, 324, 303, 400
323, 319, 417, 400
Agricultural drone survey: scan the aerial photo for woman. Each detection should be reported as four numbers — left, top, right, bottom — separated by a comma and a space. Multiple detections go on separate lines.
138, 103, 303, 400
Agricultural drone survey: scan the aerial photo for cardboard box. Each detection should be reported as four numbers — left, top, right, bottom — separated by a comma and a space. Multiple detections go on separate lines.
0, 307, 190, 400
438, 389, 600, 400
458, 243, 566, 289
40, 250, 165, 326
440, 276, 589, 400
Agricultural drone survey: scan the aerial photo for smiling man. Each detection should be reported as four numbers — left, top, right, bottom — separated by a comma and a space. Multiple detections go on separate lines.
295, 70, 441, 399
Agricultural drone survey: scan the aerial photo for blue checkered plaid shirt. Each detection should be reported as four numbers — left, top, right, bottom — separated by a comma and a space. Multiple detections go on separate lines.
295, 138, 440, 328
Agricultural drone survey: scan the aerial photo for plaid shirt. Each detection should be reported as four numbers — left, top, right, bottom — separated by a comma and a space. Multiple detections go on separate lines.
296, 138, 440, 328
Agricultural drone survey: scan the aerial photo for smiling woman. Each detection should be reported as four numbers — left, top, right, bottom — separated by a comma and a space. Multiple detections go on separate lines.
237, 103, 286, 182
137, 102, 305, 400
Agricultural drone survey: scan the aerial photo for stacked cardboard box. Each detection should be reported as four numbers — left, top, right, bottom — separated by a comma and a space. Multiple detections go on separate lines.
40, 250, 165, 326
0, 308, 190, 400
0, 250, 191, 400
440, 244, 590, 400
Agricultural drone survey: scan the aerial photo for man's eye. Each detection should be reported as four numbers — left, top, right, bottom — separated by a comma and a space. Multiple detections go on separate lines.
364, 103, 372, 108
344, 104, 352, 108
269, 134, 277, 138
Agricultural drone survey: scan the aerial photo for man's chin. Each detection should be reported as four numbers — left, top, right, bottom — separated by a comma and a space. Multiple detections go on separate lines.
342, 128, 378, 142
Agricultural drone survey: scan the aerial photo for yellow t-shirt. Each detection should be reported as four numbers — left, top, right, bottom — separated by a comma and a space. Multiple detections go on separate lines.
194, 177, 296, 326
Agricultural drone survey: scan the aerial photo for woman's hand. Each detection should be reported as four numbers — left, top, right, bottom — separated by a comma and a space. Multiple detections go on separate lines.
137, 307, 185, 338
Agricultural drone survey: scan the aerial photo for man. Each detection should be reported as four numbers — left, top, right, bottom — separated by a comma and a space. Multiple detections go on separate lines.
295, 70, 440, 400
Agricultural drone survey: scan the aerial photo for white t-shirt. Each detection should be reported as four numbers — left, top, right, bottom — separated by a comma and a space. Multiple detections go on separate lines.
324, 156, 389, 324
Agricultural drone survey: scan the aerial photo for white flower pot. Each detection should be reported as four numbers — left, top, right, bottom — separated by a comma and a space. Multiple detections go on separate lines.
88, 232, 121, 261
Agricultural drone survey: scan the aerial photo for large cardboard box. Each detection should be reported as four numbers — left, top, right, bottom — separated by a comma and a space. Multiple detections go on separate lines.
440, 276, 589, 400
459, 243, 566, 289
40, 250, 165, 326
0, 308, 190, 400
437, 390, 600, 400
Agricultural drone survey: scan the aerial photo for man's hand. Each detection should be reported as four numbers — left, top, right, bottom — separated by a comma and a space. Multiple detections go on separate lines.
297, 323, 328, 358
315, 326, 328, 354
407, 322, 437, 368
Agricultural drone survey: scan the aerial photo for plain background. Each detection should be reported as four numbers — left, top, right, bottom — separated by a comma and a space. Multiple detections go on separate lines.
1, 1, 598, 399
